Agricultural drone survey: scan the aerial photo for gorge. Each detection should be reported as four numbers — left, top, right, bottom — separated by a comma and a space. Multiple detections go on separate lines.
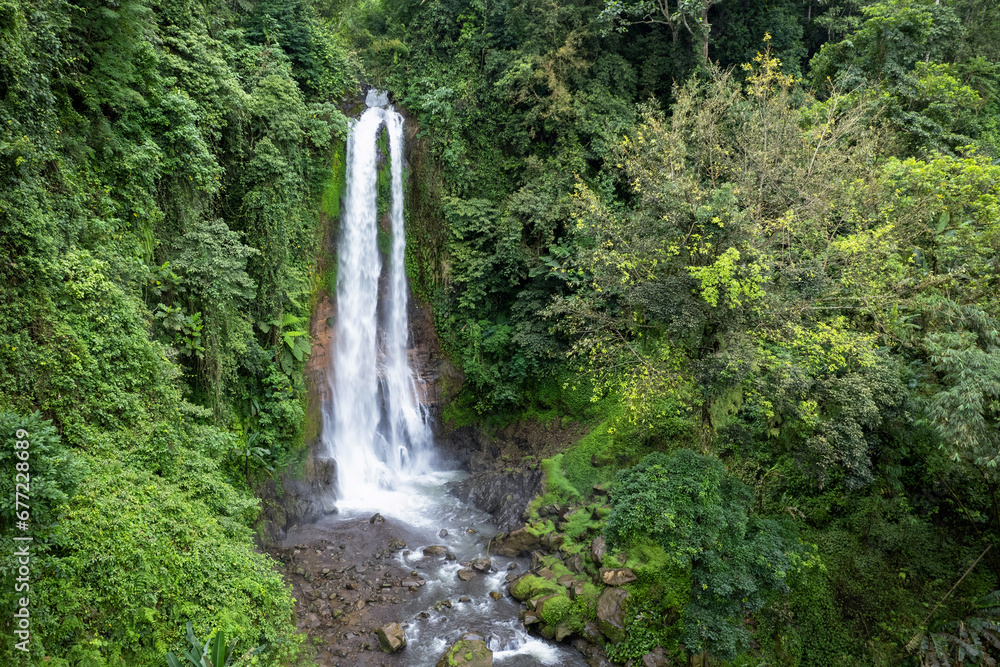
273, 90, 588, 666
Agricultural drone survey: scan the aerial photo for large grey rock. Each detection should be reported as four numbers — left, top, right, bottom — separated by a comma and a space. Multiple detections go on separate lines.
555, 622, 575, 641
596, 587, 629, 644
566, 553, 584, 573
376, 622, 406, 653
582, 621, 602, 644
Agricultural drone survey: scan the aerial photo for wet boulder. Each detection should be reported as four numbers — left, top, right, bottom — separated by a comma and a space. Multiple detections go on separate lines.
376, 622, 406, 653
422, 545, 450, 557
565, 553, 584, 574
457, 568, 475, 581
555, 622, 575, 641
470, 556, 492, 572
581, 621, 602, 644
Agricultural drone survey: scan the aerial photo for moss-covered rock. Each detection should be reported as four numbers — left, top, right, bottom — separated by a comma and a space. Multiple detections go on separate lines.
536, 593, 572, 625
510, 574, 563, 601
435, 637, 493, 666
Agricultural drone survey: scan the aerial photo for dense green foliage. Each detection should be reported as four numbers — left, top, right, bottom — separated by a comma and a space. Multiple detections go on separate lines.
340, 0, 1000, 664
0, 0, 355, 661
3, 0, 1000, 663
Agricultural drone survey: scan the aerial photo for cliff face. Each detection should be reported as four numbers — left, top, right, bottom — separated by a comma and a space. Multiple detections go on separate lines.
255, 220, 339, 546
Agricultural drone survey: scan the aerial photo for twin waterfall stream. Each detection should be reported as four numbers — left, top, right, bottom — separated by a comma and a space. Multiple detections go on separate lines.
309, 91, 588, 665
324, 89, 434, 501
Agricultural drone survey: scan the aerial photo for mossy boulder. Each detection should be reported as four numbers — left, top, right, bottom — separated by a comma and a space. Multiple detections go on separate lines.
510, 574, 562, 601
535, 593, 572, 625
435, 637, 493, 666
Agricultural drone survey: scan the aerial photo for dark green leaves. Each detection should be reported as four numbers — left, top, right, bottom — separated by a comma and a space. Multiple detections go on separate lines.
607, 449, 814, 659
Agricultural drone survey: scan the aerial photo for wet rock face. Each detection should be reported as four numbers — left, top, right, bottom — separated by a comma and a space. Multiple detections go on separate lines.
446, 469, 545, 532
256, 451, 336, 544
435, 636, 494, 667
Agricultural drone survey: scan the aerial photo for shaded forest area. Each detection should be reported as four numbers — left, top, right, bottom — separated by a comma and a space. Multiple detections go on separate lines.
1, 0, 999, 664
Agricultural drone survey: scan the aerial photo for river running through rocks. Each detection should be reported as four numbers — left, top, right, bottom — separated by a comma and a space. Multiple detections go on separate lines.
272, 472, 589, 666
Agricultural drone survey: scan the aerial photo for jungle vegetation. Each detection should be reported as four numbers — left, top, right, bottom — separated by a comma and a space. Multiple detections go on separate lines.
1, 0, 999, 664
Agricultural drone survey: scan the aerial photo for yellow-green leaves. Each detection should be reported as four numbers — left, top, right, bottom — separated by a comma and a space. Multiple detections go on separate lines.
687, 247, 766, 309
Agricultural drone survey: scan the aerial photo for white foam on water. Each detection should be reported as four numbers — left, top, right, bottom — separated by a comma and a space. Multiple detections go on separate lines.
490, 622, 565, 664
365, 88, 389, 108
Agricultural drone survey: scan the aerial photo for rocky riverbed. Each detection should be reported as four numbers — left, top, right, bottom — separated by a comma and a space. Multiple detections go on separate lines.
267, 471, 592, 667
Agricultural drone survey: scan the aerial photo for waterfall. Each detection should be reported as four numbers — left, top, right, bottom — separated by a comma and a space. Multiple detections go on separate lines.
323, 90, 433, 505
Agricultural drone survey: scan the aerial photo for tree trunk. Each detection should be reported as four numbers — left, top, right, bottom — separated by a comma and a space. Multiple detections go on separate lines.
701, 9, 710, 63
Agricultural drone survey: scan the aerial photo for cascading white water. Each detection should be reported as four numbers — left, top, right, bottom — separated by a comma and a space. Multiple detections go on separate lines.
382, 110, 434, 473
324, 90, 433, 505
